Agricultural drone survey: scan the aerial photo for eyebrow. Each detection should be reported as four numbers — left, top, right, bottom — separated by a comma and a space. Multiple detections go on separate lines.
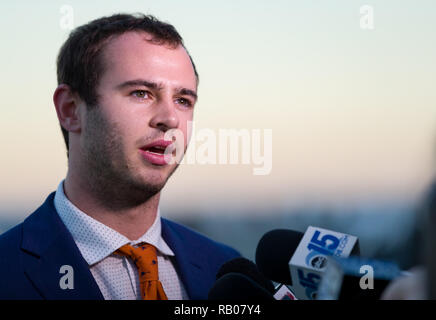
116, 79, 198, 100
177, 87, 198, 100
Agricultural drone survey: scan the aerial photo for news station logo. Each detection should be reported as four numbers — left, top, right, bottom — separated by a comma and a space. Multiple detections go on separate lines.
289, 226, 359, 300
309, 255, 327, 269
297, 269, 321, 299
305, 230, 351, 270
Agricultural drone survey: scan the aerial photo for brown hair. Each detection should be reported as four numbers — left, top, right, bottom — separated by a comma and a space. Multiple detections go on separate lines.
56, 13, 198, 156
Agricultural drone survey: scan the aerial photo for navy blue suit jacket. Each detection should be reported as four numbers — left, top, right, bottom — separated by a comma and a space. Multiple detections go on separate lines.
0, 192, 240, 299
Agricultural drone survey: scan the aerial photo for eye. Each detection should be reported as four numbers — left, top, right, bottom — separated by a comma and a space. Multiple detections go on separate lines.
176, 97, 193, 108
131, 90, 149, 99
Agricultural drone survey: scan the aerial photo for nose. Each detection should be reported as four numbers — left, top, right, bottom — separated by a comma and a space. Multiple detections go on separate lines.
149, 98, 180, 132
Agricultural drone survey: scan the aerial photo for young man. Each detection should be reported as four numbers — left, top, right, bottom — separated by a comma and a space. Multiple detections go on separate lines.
0, 13, 240, 300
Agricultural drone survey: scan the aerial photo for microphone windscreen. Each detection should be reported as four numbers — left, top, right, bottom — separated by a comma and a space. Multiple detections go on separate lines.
216, 257, 275, 293
255, 229, 304, 285
208, 272, 275, 301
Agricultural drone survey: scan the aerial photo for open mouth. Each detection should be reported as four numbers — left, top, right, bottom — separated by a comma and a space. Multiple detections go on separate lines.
145, 145, 166, 155
139, 140, 174, 165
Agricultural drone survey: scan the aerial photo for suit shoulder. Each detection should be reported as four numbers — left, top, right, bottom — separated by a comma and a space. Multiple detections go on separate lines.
0, 222, 23, 252
162, 218, 241, 259
0, 222, 25, 294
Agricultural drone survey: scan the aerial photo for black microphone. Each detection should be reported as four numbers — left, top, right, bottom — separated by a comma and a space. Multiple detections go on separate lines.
214, 257, 298, 300
255, 227, 360, 299
215, 257, 275, 294
208, 273, 275, 300
255, 229, 304, 286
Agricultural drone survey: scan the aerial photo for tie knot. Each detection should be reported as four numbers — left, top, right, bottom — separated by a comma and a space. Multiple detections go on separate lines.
115, 243, 159, 281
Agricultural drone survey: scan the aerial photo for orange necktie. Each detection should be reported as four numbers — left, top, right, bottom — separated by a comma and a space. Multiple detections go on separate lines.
115, 243, 168, 300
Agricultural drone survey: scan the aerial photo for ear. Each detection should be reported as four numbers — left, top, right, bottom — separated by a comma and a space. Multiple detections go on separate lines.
53, 84, 82, 133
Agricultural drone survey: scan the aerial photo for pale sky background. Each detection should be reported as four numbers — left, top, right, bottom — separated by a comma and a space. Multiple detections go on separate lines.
0, 0, 435, 221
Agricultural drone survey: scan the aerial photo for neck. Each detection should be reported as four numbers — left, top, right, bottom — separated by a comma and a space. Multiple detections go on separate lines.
63, 171, 160, 241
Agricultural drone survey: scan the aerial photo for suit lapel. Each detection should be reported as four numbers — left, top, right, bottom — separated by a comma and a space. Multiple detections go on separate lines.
161, 219, 213, 300
21, 192, 104, 300
21, 193, 215, 299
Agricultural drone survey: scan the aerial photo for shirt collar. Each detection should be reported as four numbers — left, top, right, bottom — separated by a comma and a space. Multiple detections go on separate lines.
54, 180, 174, 266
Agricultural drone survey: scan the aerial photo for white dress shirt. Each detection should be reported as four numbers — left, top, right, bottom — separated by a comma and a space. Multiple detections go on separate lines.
53, 180, 189, 300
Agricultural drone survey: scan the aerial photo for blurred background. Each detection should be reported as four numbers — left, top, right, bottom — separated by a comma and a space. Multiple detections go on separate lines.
0, 0, 435, 269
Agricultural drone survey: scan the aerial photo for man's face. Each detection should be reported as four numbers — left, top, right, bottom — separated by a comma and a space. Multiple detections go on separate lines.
79, 31, 197, 199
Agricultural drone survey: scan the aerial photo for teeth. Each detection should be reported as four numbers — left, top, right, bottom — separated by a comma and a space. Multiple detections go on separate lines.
147, 150, 162, 155
148, 145, 164, 150
146, 145, 166, 155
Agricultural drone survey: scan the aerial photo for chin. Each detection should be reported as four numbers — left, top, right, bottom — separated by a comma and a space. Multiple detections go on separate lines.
130, 159, 178, 191
138, 171, 170, 190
